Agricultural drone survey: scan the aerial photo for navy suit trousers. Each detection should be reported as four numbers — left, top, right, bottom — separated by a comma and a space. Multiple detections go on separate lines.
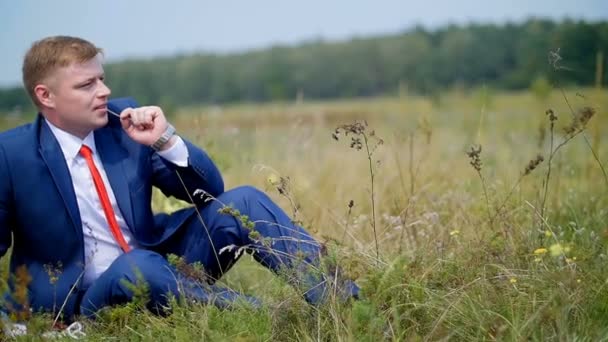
78, 186, 357, 316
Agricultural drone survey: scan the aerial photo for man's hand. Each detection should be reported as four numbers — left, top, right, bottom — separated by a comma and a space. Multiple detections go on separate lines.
120, 106, 176, 150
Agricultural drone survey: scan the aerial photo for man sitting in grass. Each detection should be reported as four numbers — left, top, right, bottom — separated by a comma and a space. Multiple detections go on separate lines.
0, 36, 358, 328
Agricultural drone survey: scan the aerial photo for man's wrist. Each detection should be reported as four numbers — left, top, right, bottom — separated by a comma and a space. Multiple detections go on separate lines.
151, 123, 176, 151
158, 135, 178, 151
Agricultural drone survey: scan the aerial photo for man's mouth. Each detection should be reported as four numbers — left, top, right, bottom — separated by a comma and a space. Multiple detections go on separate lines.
93, 103, 107, 111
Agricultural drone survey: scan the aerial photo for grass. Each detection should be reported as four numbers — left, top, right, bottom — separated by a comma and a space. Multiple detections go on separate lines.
1, 87, 608, 340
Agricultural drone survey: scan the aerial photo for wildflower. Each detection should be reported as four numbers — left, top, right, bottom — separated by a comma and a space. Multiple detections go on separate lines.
267, 173, 280, 186
544, 230, 553, 237
549, 243, 564, 257
534, 257, 542, 263
576, 279, 581, 283
533, 248, 548, 255
509, 278, 517, 284
449, 230, 460, 237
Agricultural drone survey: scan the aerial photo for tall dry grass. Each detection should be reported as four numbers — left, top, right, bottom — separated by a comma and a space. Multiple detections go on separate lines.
1, 88, 607, 340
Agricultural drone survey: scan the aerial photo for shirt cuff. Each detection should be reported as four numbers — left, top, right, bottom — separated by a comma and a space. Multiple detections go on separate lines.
156, 135, 189, 167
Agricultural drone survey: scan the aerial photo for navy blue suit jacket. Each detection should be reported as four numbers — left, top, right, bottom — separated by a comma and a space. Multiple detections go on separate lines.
0, 98, 224, 318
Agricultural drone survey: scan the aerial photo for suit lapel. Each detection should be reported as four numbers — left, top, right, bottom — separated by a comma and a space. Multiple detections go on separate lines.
38, 117, 82, 237
94, 127, 136, 231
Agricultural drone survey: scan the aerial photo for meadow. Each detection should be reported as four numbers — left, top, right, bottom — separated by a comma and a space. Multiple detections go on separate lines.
2, 87, 608, 340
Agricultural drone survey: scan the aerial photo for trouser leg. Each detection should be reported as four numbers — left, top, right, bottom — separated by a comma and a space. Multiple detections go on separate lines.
79, 249, 180, 317
157, 185, 359, 304
79, 249, 258, 317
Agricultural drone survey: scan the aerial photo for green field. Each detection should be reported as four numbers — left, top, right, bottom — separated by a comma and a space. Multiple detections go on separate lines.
2, 88, 608, 340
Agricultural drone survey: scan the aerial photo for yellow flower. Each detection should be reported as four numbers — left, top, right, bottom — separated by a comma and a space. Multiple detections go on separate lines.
549, 243, 564, 257
534, 257, 542, 262
577, 279, 581, 283
267, 173, 280, 186
509, 278, 517, 284
449, 230, 460, 236
544, 230, 553, 237
533, 248, 548, 255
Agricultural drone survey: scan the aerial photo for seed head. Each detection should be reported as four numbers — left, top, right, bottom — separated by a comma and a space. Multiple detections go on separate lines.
334, 120, 383, 154
524, 154, 544, 175
564, 107, 596, 136
546, 109, 557, 123
466, 144, 483, 172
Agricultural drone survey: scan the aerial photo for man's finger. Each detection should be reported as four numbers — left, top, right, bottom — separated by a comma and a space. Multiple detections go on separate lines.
131, 109, 142, 125
143, 107, 157, 125
119, 108, 134, 130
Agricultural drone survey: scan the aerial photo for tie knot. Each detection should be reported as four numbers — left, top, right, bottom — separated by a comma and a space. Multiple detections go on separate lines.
79, 145, 93, 159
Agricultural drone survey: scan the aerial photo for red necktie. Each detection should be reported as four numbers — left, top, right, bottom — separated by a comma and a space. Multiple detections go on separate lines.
79, 145, 131, 253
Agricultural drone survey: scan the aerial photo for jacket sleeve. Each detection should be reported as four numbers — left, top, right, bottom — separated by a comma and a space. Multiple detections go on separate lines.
0, 145, 14, 258
150, 138, 225, 204
111, 97, 225, 205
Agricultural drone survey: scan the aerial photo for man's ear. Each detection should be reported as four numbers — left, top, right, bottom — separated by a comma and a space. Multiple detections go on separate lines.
34, 84, 55, 109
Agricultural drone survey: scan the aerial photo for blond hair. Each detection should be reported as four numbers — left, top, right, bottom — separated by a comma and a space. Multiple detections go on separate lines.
22, 36, 103, 106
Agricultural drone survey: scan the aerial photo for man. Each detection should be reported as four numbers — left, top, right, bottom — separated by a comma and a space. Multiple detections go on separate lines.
0, 36, 357, 323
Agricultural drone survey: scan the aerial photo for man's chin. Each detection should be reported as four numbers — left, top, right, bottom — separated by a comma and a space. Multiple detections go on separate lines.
93, 114, 109, 128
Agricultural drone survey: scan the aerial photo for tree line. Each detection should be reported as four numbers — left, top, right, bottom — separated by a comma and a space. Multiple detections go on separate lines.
1, 18, 606, 112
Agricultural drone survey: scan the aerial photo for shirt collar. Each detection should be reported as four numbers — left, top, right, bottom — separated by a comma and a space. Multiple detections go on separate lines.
45, 119, 98, 161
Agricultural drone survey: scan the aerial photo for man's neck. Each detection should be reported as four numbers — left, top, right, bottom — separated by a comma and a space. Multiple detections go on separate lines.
42, 114, 91, 140
45, 118, 96, 161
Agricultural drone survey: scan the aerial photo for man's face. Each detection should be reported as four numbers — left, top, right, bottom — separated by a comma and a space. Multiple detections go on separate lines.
43, 55, 111, 138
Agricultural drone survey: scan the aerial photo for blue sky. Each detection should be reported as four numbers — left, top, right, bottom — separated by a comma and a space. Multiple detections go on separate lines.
1, 0, 607, 87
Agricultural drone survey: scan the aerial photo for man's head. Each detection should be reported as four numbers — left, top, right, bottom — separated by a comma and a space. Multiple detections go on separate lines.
23, 36, 112, 138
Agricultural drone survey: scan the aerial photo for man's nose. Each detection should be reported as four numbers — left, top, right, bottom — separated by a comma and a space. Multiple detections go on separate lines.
98, 81, 111, 97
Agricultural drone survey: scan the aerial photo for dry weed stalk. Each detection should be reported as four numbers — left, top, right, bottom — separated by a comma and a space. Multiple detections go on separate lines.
548, 49, 607, 189
333, 120, 383, 262
393, 122, 432, 252
274, 176, 304, 227
490, 154, 544, 225
466, 144, 492, 226
341, 200, 355, 245
540, 106, 596, 222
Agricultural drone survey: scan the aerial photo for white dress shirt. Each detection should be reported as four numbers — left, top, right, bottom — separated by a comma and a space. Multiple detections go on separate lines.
46, 119, 189, 286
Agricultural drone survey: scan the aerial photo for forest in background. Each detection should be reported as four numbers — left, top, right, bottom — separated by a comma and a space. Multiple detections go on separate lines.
0, 18, 606, 112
